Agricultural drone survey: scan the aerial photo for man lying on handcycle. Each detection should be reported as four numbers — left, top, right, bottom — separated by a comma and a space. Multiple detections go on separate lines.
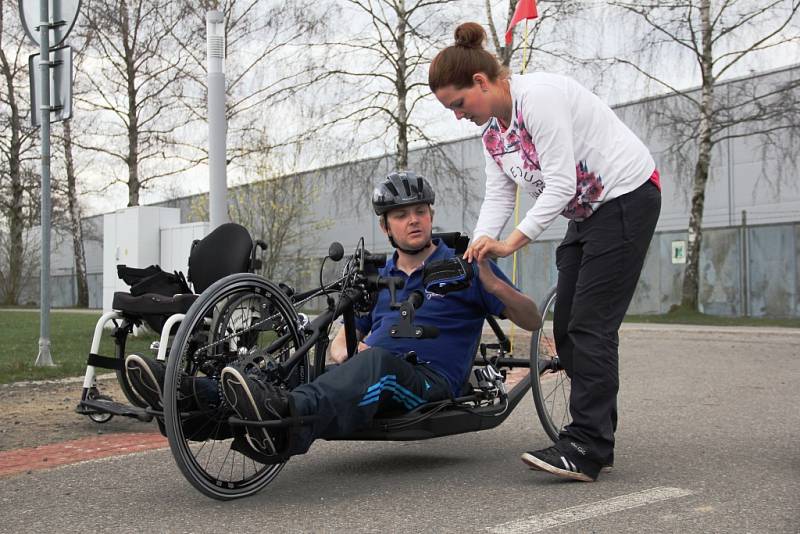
125, 170, 540, 461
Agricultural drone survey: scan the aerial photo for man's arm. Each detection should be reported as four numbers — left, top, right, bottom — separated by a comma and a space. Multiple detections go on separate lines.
329, 325, 369, 364
477, 259, 542, 331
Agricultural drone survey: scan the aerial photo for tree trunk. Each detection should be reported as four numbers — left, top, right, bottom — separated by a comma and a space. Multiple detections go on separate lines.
680, 0, 713, 311
63, 120, 89, 307
1, 41, 24, 304
123, 4, 140, 207
395, 0, 409, 169
484, 0, 518, 67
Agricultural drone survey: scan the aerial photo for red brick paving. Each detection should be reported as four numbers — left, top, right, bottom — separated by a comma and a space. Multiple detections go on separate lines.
0, 432, 167, 478
0, 366, 530, 479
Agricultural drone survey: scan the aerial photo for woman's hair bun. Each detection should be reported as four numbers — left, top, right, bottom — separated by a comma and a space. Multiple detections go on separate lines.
454, 22, 486, 49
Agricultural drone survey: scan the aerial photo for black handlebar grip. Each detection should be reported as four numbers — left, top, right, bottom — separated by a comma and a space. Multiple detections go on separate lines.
415, 324, 439, 339
328, 242, 344, 261
363, 253, 387, 268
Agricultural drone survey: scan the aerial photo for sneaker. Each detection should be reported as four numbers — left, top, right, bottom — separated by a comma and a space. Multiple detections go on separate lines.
125, 354, 166, 409
125, 354, 220, 411
521, 446, 597, 482
220, 366, 289, 454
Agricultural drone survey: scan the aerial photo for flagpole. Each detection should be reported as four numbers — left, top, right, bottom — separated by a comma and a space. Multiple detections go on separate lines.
509, 19, 531, 354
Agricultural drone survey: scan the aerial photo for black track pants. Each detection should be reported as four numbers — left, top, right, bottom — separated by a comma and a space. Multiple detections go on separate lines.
287, 347, 451, 455
553, 179, 661, 475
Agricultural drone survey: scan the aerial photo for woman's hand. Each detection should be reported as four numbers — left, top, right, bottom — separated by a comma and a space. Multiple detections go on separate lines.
465, 230, 532, 263
464, 236, 515, 262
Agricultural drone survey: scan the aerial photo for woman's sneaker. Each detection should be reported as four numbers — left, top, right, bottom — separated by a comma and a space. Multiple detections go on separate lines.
125, 354, 166, 409
521, 446, 597, 482
220, 365, 289, 454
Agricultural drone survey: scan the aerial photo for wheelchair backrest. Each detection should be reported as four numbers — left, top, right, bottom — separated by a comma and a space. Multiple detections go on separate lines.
432, 231, 469, 255
188, 223, 254, 293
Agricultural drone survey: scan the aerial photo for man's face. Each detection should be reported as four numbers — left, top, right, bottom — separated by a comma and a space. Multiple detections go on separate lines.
383, 203, 433, 250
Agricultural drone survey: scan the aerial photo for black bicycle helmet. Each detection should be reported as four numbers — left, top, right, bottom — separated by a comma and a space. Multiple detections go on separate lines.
372, 171, 435, 215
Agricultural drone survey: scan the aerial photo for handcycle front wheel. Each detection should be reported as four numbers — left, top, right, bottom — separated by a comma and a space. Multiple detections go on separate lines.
163, 273, 307, 500
530, 285, 572, 442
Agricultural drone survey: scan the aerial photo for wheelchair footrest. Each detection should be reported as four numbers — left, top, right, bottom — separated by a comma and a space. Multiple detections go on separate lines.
76, 398, 154, 422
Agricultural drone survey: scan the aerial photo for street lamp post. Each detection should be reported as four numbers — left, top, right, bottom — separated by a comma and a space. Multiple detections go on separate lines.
207, 11, 227, 231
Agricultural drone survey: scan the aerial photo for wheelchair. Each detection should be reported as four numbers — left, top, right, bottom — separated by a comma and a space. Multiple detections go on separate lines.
150, 232, 571, 500
75, 222, 267, 424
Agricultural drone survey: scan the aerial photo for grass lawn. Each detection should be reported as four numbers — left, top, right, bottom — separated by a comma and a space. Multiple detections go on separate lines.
1, 307, 798, 384
0, 310, 157, 384
624, 308, 800, 328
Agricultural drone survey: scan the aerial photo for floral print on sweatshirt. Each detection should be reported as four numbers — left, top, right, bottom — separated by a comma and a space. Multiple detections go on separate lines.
482, 116, 605, 221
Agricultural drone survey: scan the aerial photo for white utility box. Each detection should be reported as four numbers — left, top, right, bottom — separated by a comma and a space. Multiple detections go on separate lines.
102, 206, 181, 312
160, 221, 210, 282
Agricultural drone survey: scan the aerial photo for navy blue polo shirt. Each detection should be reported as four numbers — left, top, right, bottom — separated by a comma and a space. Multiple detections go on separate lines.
355, 239, 515, 395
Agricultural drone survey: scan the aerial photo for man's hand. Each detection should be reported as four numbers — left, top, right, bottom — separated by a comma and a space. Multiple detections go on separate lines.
330, 341, 370, 364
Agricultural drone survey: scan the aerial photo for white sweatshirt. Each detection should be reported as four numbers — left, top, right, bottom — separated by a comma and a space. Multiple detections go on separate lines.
473, 73, 656, 242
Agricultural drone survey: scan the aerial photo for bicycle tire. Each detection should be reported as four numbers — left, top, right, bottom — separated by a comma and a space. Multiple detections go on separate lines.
163, 273, 306, 500
530, 285, 572, 442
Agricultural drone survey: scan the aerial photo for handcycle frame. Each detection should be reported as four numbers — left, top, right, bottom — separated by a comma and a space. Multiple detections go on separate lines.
154, 232, 570, 499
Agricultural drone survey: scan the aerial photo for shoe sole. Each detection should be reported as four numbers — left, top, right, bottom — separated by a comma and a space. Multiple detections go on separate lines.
125, 354, 163, 409
221, 368, 277, 455
521, 452, 595, 482
525, 462, 613, 474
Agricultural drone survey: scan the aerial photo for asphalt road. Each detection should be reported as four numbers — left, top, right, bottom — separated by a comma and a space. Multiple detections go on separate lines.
1, 327, 798, 533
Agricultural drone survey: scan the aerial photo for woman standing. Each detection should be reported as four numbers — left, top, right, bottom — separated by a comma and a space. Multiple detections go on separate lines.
429, 22, 661, 482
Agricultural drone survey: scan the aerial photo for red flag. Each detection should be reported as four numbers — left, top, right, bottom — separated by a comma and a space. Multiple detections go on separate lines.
505, 0, 539, 45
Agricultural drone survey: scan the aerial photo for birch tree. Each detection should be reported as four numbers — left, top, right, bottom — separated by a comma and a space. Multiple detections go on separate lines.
77, 0, 198, 206
611, 0, 800, 311
317, 0, 460, 169
0, 0, 39, 304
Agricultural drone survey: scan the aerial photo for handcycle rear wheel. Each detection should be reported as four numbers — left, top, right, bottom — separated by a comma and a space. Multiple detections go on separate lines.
530, 286, 572, 442
163, 273, 307, 500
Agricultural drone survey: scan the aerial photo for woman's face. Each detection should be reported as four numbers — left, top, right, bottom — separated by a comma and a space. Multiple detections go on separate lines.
434, 82, 493, 126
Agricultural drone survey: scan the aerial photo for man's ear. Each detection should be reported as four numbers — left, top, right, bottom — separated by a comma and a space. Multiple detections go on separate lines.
379, 215, 389, 236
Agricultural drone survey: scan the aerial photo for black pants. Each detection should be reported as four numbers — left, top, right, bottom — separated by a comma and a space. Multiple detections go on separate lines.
286, 347, 451, 455
554, 179, 661, 475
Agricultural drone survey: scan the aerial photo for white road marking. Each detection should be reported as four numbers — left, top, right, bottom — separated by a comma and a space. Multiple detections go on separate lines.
486, 486, 694, 533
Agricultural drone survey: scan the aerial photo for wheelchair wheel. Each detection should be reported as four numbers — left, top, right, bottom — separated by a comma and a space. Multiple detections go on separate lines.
530, 286, 572, 442
163, 273, 307, 500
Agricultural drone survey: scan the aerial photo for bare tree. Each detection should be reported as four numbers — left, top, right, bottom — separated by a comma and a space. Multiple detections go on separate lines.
0, 0, 40, 304
611, 0, 800, 311
188, 150, 332, 283
59, 119, 89, 306
315, 0, 461, 169
76, 0, 200, 206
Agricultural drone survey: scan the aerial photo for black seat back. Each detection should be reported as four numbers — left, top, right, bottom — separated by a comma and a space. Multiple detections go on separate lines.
188, 223, 254, 293
432, 231, 469, 255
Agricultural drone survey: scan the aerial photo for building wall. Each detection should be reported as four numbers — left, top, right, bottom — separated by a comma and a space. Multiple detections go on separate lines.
17, 65, 800, 316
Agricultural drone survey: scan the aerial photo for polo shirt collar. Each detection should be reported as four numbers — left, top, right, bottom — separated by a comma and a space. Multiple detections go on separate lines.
386, 238, 449, 276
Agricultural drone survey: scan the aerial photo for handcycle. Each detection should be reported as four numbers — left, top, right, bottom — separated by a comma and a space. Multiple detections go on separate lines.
153, 231, 571, 500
